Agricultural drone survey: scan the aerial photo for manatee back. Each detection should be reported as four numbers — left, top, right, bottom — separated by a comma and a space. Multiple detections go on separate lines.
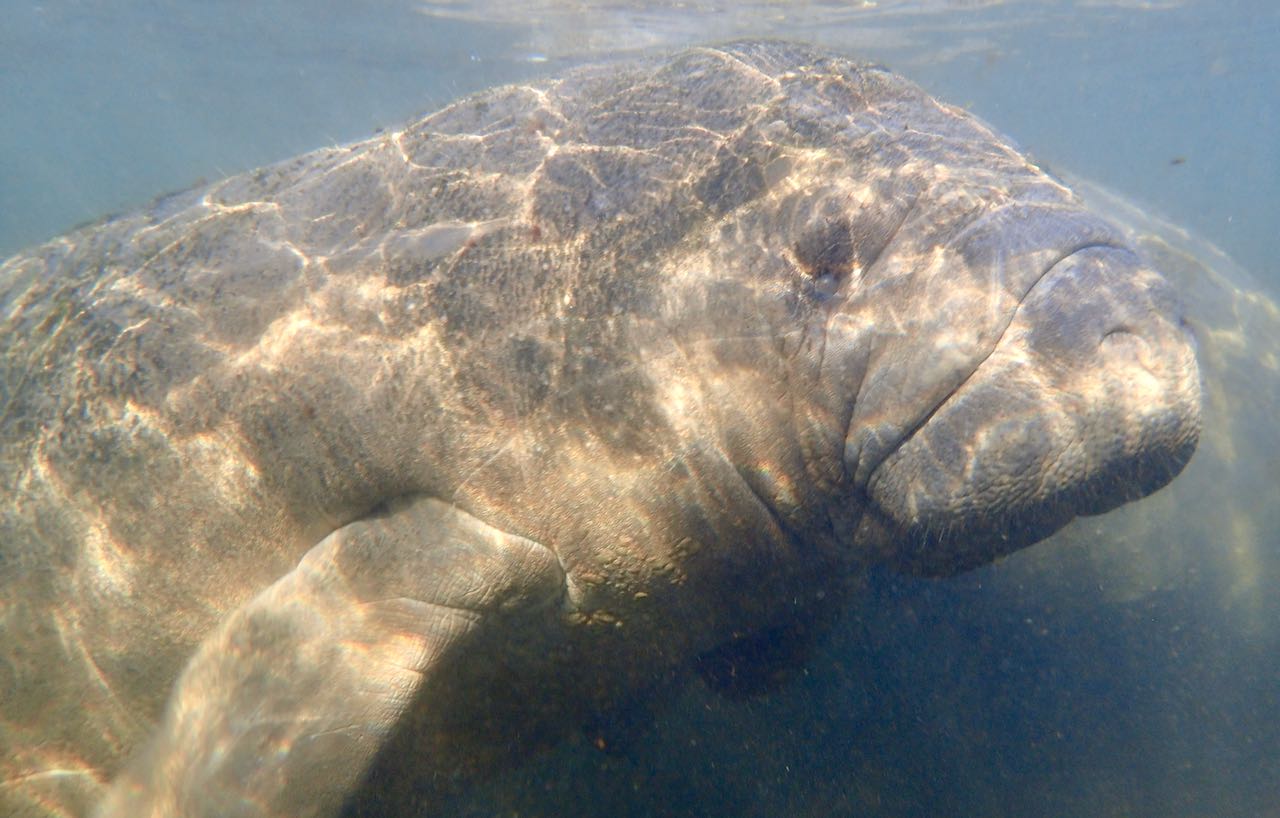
0, 42, 823, 813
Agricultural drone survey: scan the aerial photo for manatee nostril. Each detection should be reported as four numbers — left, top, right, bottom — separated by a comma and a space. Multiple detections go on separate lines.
1099, 326, 1153, 365
1101, 325, 1141, 345
1095, 326, 1167, 386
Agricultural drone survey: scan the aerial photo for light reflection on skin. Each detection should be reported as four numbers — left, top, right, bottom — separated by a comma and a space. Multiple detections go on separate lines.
0, 44, 1216, 818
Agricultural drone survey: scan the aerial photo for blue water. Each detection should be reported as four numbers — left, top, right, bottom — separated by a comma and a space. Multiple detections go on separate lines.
3, 2, 1278, 816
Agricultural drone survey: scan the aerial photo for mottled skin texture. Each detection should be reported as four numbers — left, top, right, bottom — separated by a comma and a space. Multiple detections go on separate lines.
0, 43, 1199, 817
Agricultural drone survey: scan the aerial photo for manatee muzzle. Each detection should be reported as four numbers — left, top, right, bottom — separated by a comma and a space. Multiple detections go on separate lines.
863, 243, 1202, 577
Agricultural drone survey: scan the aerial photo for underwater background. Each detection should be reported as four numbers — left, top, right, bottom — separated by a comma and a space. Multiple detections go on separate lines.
3, 2, 1278, 815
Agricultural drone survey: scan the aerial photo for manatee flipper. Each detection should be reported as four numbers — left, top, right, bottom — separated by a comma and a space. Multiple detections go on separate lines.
93, 496, 568, 818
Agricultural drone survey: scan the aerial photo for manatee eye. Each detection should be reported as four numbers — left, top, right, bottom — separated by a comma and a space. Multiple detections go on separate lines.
812, 272, 841, 299
794, 215, 854, 274
793, 214, 856, 300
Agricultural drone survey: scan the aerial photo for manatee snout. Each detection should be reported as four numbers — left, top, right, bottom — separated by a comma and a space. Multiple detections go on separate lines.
869, 244, 1202, 576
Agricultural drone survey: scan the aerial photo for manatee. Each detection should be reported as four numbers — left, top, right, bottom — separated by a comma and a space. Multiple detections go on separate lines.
0, 42, 1200, 818
486, 179, 1277, 818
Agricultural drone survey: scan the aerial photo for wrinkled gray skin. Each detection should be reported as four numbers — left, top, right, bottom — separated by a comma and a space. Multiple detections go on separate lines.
0, 42, 1200, 817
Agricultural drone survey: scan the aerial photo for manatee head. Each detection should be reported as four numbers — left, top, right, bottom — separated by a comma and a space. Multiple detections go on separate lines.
850, 211, 1202, 576
698, 184, 1201, 580
662, 53, 1201, 579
